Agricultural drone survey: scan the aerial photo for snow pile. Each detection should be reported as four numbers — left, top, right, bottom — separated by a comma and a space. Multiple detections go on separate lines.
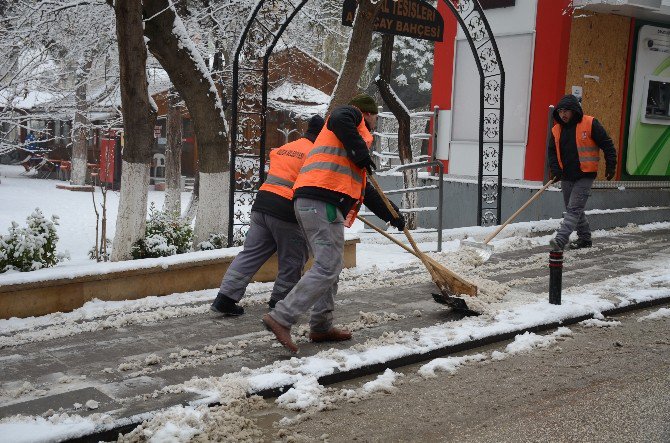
115, 375, 266, 442
0, 413, 110, 443
491, 328, 572, 361
272, 369, 403, 428
116, 403, 264, 443
361, 368, 403, 394
637, 307, 670, 322
276, 375, 325, 411
579, 318, 622, 328
418, 353, 487, 378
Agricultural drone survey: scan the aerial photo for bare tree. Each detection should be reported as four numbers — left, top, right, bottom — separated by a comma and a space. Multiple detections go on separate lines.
110, 0, 157, 261
327, 0, 383, 112
376, 34, 417, 229
164, 91, 182, 215
143, 0, 230, 247
70, 54, 93, 186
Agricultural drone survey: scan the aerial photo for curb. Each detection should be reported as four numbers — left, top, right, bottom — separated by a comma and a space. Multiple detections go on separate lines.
68, 296, 670, 443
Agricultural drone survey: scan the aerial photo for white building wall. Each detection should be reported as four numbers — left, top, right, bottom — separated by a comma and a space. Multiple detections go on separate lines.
444, 0, 538, 179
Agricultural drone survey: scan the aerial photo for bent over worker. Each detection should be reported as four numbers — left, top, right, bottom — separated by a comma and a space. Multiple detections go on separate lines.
548, 94, 617, 251
261, 94, 406, 353
210, 115, 325, 315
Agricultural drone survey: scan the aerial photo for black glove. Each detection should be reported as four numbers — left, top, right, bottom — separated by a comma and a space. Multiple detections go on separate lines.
605, 167, 616, 181
550, 169, 562, 182
390, 213, 406, 231
354, 155, 376, 175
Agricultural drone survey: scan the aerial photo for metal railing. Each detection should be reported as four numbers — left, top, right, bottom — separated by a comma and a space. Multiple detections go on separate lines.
360, 160, 444, 252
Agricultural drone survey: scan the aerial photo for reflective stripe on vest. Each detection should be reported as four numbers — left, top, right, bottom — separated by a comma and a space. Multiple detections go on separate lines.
264, 174, 294, 188
294, 116, 373, 201
551, 115, 600, 173
259, 137, 313, 200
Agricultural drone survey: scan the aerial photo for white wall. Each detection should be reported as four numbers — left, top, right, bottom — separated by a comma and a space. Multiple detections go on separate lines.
446, 0, 538, 179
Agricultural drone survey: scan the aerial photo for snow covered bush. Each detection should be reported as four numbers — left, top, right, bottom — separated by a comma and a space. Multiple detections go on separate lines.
0, 209, 65, 273
198, 232, 226, 251
131, 204, 193, 259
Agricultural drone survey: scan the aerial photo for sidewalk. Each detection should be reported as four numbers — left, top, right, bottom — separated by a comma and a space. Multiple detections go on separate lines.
0, 227, 669, 439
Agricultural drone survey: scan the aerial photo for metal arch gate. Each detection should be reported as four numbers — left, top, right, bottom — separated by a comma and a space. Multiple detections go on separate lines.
229, 0, 504, 246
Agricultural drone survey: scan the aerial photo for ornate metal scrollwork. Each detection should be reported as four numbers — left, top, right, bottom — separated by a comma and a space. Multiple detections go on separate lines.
482, 210, 498, 226
230, 0, 309, 246
444, 0, 505, 226
482, 189, 497, 206
231, 0, 504, 239
483, 144, 499, 174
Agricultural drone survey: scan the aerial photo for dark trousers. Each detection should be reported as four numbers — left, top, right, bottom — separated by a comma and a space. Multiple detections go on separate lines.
219, 211, 308, 303
554, 177, 594, 248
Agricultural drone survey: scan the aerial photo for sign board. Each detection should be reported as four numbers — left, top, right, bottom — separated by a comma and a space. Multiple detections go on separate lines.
154, 126, 161, 139
342, 0, 444, 42
480, 0, 516, 9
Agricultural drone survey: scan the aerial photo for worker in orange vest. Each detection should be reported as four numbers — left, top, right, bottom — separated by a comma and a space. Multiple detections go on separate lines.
262, 94, 406, 353
548, 94, 617, 251
210, 115, 325, 315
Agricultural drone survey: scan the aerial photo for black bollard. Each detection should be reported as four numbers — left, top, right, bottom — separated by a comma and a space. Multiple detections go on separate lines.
549, 250, 563, 305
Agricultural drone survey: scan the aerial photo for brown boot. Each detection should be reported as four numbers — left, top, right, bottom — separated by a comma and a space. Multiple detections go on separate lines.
309, 328, 352, 343
262, 314, 298, 353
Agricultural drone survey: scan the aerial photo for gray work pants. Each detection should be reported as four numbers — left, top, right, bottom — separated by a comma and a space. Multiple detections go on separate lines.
554, 177, 594, 248
270, 198, 345, 333
219, 211, 308, 303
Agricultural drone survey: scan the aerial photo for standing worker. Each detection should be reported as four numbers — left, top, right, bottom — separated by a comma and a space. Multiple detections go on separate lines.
261, 94, 406, 353
210, 115, 325, 315
548, 94, 617, 251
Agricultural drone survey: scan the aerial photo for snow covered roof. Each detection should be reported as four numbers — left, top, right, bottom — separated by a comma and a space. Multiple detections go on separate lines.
0, 89, 57, 110
267, 81, 330, 117
268, 81, 330, 105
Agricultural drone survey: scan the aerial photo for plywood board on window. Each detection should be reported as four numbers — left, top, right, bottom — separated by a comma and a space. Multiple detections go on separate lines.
565, 12, 630, 179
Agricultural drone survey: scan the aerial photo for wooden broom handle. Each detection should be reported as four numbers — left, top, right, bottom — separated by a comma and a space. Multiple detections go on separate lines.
482, 178, 556, 245
366, 175, 440, 277
357, 215, 446, 272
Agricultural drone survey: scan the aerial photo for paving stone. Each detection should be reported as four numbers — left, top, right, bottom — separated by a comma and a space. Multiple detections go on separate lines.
0, 228, 667, 426
0, 387, 118, 419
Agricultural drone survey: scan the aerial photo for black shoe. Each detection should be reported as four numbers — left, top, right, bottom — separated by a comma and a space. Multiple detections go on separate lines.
549, 238, 564, 251
268, 299, 278, 310
568, 239, 592, 250
210, 293, 244, 316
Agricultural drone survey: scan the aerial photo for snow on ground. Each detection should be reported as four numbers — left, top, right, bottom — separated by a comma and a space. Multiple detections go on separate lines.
579, 318, 622, 328
1, 163, 670, 441
637, 307, 670, 321
418, 353, 487, 377
9, 253, 662, 440
0, 164, 191, 265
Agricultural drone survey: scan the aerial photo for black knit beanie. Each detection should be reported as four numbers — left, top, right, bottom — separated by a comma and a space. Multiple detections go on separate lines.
305, 115, 325, 138
348, 93, 378, 114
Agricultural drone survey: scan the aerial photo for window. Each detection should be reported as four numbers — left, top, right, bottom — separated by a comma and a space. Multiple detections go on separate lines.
643, 76, 670, 122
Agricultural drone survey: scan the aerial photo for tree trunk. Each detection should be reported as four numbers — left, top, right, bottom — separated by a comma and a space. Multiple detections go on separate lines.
376, 34, 417, 229
110, 0, 157, 261
328, 0, 383, 113
184, 163, 199, 222
164, 91, 182, 215
143, 0, 229, 247
70, 57, 92, 186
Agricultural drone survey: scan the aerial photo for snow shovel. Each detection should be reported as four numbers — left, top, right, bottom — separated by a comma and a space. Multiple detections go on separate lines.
461, 178, 557, 262
366, 175, 478, 314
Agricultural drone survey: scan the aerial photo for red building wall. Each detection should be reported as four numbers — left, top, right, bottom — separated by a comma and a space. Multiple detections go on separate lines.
524, 0, 572, 180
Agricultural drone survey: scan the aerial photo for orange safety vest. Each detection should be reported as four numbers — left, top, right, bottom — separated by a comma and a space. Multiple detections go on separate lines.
293, 116, 374, 227
551, 115, 600, 173
259, 137, 314, 200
